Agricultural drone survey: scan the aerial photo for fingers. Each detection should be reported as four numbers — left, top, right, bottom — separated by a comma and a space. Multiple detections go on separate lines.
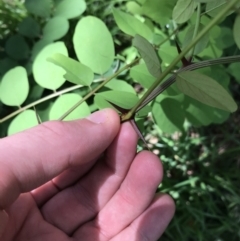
41, 121, 139, 234
73, 151, 163, 240
0, 109, 120, 208
110, 194, 175, 241
0, 210, 8, 239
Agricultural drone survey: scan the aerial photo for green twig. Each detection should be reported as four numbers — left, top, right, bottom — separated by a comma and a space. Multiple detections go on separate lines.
58, 57, 140, 120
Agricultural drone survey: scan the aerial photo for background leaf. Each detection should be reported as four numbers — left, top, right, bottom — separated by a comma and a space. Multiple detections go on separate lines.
48, 53, 93, 86
8, 110, 38, 135
176, 71, 237, 112
49, 93, 90, 120
5, 35, 30, 60
18, 17, 40, 38
73, 16, 115, 74
142, 0, 176, 27
54, 0, 86, 19
0, 66, 29, 106
233, 15, 240, 49
173, 0, 197, 24
43, 16, 69, 41
33, 42, 68, 90
112, 8, 153, 41
133, 34, 161, 78
25, 0, 53, 18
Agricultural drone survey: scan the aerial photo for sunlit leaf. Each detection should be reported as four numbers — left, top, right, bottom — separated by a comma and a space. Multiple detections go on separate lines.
8, 110, 38, 135
33, 42, 68, 90
31, 38, 53, 60
49, 93, 90, 120
43, 17, 69, 41
133, 34, 161, 78
25, 0, 53, 18
176, 71, 237, 112
173, 0, 197, 24
130, 63, 155, 88
105, 79, 136, 93
112, 8, 153, 41
126, 1, 142, 15
48, 53, 93, 86
54, 0, 86, 19
73, 16, 115, 74
96, 90, 139, 109
136, 105, 152, 118
94, 95, 118, 111
233, 15, 240, 50
0, 67, 29, 106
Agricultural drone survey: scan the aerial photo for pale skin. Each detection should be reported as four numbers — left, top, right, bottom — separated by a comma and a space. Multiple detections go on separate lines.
0, 109, 175, 241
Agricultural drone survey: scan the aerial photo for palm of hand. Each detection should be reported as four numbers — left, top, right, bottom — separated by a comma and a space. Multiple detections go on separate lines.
1, 122, 174, 241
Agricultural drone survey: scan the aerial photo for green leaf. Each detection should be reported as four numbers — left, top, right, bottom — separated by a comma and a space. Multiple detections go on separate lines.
31, 38, 53, 60
205, 0, 226, 17
8, 110, 39, 136
215, 27, 235, 49
142, 0, 176, 27
43, 17, 69, 41
47, 53, 93, 86
183, 24, 209, 55
136, 105, 152, 118
152, 98, 185, 133
54, 0, 86, 19
105, 79, 136, 94
233, 15, 240, 50
130, 63, 155, 88
18, 17, 40, 38
176, 71, 237, 112
94, 95, 118, 111
173, 0, 197, 24
126, 1, 142, 15
158, 45, 179, 67
5, 35, 30, 60
25, 0, 53, 18
112, 8, 153, 41
49, 93, 90, 120
133, 34, 161, 78
185, 96, 229, 126
73, 16, 115, 74
33, 42, 68, 90
96, 90, 139, 109
0, 67, 29, 106
228, 63, 240, 83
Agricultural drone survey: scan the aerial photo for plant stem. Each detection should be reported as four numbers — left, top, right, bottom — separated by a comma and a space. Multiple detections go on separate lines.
58, 57, 140, 120
0, 58, 140, 123
137, 55, 240, 111
122, 0, 239, 122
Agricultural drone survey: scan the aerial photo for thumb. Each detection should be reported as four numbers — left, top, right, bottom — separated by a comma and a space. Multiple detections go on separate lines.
0, 109, 120, 208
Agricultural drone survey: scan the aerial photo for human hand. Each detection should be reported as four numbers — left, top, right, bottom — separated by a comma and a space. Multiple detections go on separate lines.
0, 109, 175, 241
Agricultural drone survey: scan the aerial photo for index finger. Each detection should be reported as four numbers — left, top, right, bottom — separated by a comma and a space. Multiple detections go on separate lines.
0, 109, 120, 208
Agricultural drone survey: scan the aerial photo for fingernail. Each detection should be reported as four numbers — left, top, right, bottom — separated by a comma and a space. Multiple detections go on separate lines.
0, 210, 8, 238
87, 110, 108, 124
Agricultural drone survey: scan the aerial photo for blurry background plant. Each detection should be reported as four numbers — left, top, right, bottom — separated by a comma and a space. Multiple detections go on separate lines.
0, 0, 240, 240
